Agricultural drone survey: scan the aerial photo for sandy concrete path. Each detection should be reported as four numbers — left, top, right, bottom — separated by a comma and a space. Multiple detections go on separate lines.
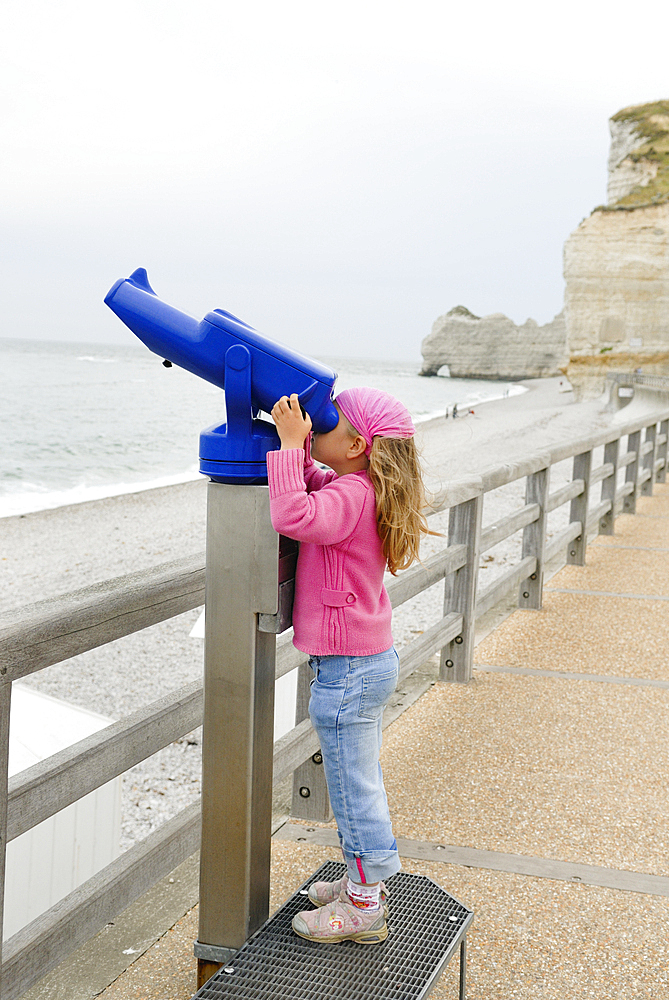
75, 482, 669, 1000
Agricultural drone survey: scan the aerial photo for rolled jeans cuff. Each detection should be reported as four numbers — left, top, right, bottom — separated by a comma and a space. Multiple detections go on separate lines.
343, 847, 402, 885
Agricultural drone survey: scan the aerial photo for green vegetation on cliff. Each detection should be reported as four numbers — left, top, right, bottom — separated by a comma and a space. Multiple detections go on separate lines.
599, 99, 669, 210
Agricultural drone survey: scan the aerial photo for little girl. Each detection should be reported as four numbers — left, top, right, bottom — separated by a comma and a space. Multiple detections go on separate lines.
268, 386, 431, 945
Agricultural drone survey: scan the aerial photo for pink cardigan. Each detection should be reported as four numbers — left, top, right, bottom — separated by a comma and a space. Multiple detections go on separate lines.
266, 448, 393, 656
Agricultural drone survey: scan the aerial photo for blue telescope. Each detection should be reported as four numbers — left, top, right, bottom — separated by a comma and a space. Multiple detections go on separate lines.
104, 269, 339, 483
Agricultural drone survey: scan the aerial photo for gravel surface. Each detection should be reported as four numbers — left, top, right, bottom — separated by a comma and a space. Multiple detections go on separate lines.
381, 671, 669, 875
94, 466, 669, 1000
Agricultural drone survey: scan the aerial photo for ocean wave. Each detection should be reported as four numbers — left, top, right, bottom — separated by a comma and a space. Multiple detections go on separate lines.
0, 384, 527, 519
75, 356, 118, 363
1, 345, 527, 520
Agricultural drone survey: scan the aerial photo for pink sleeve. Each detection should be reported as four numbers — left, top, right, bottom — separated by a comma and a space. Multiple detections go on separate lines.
267, 449, 366, 545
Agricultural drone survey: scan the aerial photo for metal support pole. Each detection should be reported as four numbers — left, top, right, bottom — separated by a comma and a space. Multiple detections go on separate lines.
440, 495, 483, 684
196, 484, 279, 989
290, 661, 332, 821
657, 419, 669, 484
641, 423, 657, 497
459, 935, 468, 1000
568, 450, 592, 566
518, 466, 549, 609
0, 679, 11, 998
623, 431, 641, 514
600, 438, 619, 535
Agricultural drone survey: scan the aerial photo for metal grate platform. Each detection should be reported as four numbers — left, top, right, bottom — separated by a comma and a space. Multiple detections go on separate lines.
194, 862, 474, 1000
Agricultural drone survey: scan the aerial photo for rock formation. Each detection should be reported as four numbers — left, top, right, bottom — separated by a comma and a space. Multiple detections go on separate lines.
419, 305, 567, 379
563, 100, 669, 395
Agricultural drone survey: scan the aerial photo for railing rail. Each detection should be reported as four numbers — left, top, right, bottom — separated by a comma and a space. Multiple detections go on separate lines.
2, 395, 669, 999
607, 372, 669, 390
7, 681, 204, 842
0, 555, 206, 681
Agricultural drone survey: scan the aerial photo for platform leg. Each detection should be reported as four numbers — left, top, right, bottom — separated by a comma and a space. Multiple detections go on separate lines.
459, 935, 467, 1000
197, 959, 223, 991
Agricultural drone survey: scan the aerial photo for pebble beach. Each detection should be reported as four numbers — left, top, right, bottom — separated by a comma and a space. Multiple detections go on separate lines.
1, 378, 614, 849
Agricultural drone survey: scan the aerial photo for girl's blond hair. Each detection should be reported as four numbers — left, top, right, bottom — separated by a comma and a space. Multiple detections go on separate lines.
368, 436, 437, 574
341, 414, 435, 574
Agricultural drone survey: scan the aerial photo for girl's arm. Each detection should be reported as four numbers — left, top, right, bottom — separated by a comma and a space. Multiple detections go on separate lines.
267, 449, 366, 545
271, 393, 335, 492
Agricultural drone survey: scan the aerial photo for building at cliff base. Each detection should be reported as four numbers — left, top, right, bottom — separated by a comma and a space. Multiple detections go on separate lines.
563, 100, 669, 395
419, 305, 566, 380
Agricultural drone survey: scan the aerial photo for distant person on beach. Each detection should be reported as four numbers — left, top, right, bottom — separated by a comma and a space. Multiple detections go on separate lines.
268, 387, 435, 945
452, 403, 458, 418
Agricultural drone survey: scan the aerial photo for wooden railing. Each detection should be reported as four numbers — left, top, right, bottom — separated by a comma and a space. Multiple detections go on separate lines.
1, 401, 668, 999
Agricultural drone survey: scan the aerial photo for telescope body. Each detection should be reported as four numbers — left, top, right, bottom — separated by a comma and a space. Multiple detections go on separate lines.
104, 269, 338, 482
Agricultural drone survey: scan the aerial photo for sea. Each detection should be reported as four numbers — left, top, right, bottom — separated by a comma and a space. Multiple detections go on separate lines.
1, 338, 525, 519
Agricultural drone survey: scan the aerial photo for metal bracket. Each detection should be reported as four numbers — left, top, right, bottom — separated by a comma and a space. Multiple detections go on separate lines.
258, 578, 295, 633
193, 940, 238, 963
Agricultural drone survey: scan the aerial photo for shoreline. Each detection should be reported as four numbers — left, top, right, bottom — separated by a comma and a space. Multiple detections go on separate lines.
0, 382, 528, 521
1, 376, 611, 613
0, 468, 203, 521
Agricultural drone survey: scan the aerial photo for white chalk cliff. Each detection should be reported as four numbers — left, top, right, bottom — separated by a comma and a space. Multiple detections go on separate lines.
563, 100, 669, 379
419, 306, 567, 379
422, 101, 669, 385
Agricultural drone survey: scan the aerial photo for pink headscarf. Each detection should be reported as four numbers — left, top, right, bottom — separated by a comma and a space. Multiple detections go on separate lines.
335, 387, 415, 456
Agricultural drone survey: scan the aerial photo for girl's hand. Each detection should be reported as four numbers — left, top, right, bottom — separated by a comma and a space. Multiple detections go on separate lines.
271, 394, 312, 450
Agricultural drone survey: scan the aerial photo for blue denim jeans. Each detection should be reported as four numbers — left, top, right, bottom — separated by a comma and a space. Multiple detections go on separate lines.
308, 645, 401, 884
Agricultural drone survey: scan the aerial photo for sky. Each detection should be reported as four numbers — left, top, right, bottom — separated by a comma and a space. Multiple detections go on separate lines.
2, 0, 669, 361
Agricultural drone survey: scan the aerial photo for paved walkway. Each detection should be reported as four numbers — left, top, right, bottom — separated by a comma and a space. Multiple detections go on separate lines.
83, 483, 669, 999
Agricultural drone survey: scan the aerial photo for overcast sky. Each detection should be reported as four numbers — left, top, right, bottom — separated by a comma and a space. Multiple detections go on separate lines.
2, 0, 669, 361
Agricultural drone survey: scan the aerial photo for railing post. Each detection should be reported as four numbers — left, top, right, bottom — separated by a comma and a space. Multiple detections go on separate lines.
623, 431, 641, 514
518, 466, 549, 610
440, 494, 483, 684
641, 422, 657, 497
568, 450, 592, 565
195, 484, 279, 988
657, 419, 669, 484
600, 437, 620, 535
290, 662, 332, 821
0, 679, 11, 998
